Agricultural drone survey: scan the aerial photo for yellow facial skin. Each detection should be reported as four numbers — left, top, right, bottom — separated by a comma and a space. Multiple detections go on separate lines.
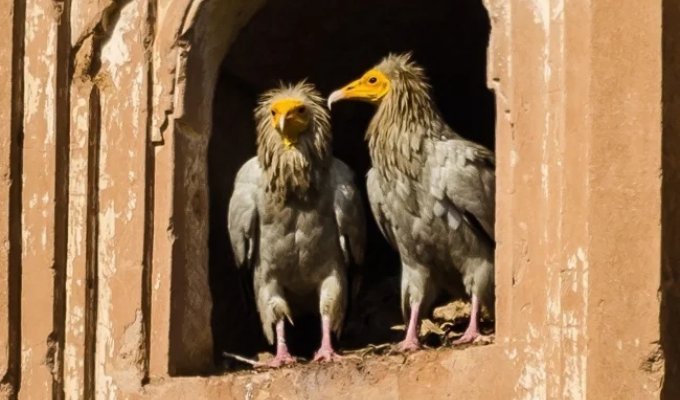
270, 98, 310, 148
327, 69, 390, 108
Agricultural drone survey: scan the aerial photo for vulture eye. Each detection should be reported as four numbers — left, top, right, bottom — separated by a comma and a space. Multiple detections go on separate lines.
368, 76, 378, 84
271, 110, 276, 116
297, 106, 306, 114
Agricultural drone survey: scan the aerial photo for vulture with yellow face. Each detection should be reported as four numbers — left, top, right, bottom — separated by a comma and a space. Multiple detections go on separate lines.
328, 53, 495, 350
228, 81, 366, 366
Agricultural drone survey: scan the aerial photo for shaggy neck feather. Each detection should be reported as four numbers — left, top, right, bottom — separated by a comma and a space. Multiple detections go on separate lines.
257, 125, 330, 204
367, 76, 449, 179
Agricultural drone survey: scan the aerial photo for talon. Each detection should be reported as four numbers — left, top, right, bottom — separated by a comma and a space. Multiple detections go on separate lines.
313, 347, 342, 363
398, 338, 420, 352
452, 330, 480, 345
255, 354, 296, 369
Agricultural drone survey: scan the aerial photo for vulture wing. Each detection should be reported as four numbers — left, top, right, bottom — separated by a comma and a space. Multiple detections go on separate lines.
332, 159, 367, 265
228, 158, 262, 268
366, 167, 398, 250
429, 139, 496, 242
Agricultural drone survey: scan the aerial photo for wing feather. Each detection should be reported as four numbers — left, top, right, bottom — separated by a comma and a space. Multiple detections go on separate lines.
227, 158, 262, 268
331, 159, 366, 265
367, 168, 398, 250
429, 139, 495, 241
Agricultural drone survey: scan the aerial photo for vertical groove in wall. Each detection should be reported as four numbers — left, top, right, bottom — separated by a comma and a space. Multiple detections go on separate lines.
84, 86, 101, 399
168, 124, 185, 377
142, 0, 158, 384
661, 0, 680, 397
51, 1, 72, 398
2, 0, 26, 397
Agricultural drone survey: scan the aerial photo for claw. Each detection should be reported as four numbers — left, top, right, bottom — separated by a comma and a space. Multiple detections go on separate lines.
398, 338, 420, 352
452, 328, 480, 345
255, 353, 296, 369
313, 347, 342, 363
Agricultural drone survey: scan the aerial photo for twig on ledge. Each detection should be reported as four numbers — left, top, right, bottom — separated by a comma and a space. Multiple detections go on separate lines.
222, 351, 260, 367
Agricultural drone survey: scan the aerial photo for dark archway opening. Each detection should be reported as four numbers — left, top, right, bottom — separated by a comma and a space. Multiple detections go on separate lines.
208, 0, 495, 369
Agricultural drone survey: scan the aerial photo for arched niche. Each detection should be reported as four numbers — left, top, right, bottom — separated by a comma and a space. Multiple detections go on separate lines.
150, 0, 496, 375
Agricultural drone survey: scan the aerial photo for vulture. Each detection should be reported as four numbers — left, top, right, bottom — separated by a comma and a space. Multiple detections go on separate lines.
228, 81, 366, 367
328, 53, 495, 350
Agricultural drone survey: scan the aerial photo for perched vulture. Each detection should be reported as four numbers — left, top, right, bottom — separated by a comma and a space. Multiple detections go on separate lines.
228, 81, 366, 366
328, 53, 495, 350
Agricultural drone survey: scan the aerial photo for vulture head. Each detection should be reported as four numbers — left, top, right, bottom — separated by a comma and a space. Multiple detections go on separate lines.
328, 53, 441, 177
255, 81, 332, 203
327, 52, 434, 113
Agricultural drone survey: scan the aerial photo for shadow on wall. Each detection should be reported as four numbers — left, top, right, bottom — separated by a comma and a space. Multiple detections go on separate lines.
661, 0, 680, 397
208, 0, 495, 367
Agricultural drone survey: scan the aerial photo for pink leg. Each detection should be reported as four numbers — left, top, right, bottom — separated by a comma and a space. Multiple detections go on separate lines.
256, 320, 296, 368
313, 315, 341, 362
398, 302, 421, 351
453, 294, 481, 345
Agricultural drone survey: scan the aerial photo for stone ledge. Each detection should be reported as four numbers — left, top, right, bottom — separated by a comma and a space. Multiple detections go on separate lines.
141, 345, 505, 400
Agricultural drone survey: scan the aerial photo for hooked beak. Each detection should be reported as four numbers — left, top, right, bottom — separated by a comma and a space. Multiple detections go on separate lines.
327, 89, 347, 110
327, 73, 388, 109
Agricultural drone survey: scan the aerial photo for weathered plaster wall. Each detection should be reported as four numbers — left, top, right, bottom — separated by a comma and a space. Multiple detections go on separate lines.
0, 0, 673, 399
149, 0, 266, 377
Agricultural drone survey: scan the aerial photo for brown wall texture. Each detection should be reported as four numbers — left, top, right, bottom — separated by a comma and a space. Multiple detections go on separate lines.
0, 0, 676, 399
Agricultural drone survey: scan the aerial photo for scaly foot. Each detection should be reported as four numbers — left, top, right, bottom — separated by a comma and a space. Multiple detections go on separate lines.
453, 295, 482, 345
452, 328, 480, 345
313, 346, 342, 362
398, 338, 420, 352
315, 315, 341, 362
255, 352, 296, 368
399, 302, 422, 352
